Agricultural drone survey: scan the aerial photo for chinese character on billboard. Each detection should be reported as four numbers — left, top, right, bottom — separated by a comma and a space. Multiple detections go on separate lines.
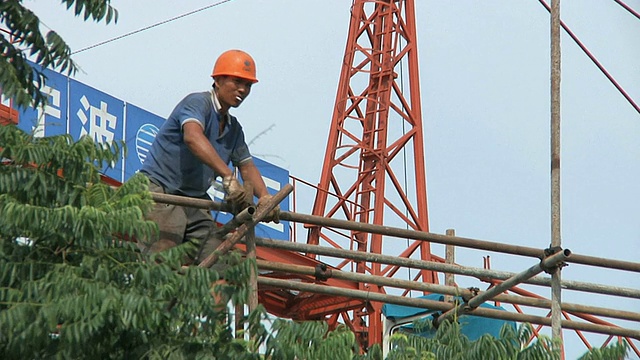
69, 79, 125, 182
16, 66, 69, 137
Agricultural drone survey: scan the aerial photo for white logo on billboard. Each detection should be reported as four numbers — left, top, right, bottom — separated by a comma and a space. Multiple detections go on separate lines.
77, 95, 117, 143
136, 123, 159, 164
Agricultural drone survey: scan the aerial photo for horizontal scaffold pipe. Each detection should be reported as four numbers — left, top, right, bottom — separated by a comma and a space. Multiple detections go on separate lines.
148, 193, 640, 273
253, 237, 640, 299
435, 249, 571, 326
151, 192, 230, 212
198, 184, 293, 269
257, 260, 640, 323
257, 277, 640, 340
278, 211, 640, 273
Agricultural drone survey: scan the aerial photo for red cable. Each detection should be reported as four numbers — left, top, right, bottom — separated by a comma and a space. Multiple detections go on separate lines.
614, 0, 640, 20
538, 0, 640, 115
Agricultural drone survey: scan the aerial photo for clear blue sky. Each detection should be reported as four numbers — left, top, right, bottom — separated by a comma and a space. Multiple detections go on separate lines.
22, 1, 640, 357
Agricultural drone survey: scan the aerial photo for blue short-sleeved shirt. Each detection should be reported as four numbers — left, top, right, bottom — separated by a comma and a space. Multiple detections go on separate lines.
140, 90, 251, 198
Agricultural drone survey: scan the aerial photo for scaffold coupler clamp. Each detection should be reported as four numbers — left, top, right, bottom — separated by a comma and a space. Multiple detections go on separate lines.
431, 312, 443, 328
314, 263, 332, 281
461, 287, 480, 303
460, 288, 478, 313
541, 245, 568, 274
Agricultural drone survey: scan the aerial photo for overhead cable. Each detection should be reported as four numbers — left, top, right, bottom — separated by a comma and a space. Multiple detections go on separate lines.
538, 0, 640, 115
613, 0, 640, 20
72, 0, 233, 55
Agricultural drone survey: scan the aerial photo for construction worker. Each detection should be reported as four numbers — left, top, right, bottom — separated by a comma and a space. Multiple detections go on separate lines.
139, 49, 279, 264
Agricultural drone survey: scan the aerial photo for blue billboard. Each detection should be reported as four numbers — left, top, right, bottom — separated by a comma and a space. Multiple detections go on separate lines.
16, 66, 69, 137
253, 157, 291, 240
69, 79, 125, 182
123, 103, 164, 180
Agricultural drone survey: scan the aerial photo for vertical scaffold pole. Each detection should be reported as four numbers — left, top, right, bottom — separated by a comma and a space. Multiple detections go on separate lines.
550, 0, 563, 348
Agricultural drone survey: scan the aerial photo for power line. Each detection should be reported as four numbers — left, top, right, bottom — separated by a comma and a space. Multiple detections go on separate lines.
613, 0, 640, 20
71, 0, 233, 55
537, 0, 640, 116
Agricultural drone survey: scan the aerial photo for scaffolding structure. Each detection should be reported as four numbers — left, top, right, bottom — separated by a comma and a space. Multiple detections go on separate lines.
149, 191, 640, 356
2, 0, 637, 357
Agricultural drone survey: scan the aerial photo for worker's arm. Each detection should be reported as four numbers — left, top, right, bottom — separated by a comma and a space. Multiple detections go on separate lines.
182, 122, 233, 178
238, 160, 269, 199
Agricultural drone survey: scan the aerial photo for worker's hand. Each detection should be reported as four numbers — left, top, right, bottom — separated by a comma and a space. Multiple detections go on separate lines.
257, 194, 280, 224
222, 175, 250, 207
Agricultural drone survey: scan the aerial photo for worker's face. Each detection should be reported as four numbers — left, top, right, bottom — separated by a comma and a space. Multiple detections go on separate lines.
215, 76, 253, 110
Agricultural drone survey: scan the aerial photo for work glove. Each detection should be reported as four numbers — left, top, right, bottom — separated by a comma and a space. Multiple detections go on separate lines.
257, 194, 280, 224
222, 175, 250, 209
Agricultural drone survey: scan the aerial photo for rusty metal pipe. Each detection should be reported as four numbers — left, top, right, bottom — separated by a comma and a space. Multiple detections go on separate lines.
279, 211, 639, 273
215, 206, 256, 237
257, 277, 640, 340
254, 237, 640, 299
150, 192, 230, 212
435, 249, 571, 326
256, 259, 640, 322
469, 249, 570, 309
148, 192, 640, 273
198, 184, 293, 269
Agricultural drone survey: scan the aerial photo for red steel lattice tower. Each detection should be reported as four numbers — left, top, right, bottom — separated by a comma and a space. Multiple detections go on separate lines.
306, 0, 436, 347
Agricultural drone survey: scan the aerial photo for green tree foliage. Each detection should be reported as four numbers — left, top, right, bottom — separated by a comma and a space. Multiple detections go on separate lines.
264, 320, 365, 360
0, 4, 633, 359
0, 0, 118, 110
252, 315, 631, 360
386, 320, 562, 360
0, 125, 630, 359
0, 125, 268, 359
577, 341, 629, 360
385, 319, 629, 360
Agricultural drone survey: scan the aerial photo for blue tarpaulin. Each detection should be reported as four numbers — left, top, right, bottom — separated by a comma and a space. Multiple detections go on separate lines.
382, 293, 516, 341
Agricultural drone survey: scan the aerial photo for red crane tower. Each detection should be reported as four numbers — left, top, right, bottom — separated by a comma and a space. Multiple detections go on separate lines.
304, 0, 436, 347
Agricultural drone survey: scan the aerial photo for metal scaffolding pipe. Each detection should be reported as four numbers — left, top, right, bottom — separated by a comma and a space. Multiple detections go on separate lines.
257, 260, 640, 322
247, 227, 258, 313
243, 183, 258, 314
198, 184, 293, 269
470, 249, 569, 309
549, 0, 563, 342
150, 192, 229, 212
257, 277, 640, 340
444, 229, 455, 304
278, 211, 640, 273
254, 238, 640, 299
148, 192, 640, 273
215, 206, 255, 237
435, 249, 571, 326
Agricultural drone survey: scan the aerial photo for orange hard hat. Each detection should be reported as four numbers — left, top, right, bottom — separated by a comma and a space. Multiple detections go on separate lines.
211, 49, 258, 83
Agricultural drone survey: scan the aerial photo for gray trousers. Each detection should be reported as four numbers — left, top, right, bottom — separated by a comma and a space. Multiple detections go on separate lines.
144, 180, 224, 265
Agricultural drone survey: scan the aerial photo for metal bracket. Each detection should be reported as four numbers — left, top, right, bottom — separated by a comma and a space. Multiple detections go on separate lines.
462, 287, 480, 303
542, 245, 568, 274
314, 263, 332, 281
